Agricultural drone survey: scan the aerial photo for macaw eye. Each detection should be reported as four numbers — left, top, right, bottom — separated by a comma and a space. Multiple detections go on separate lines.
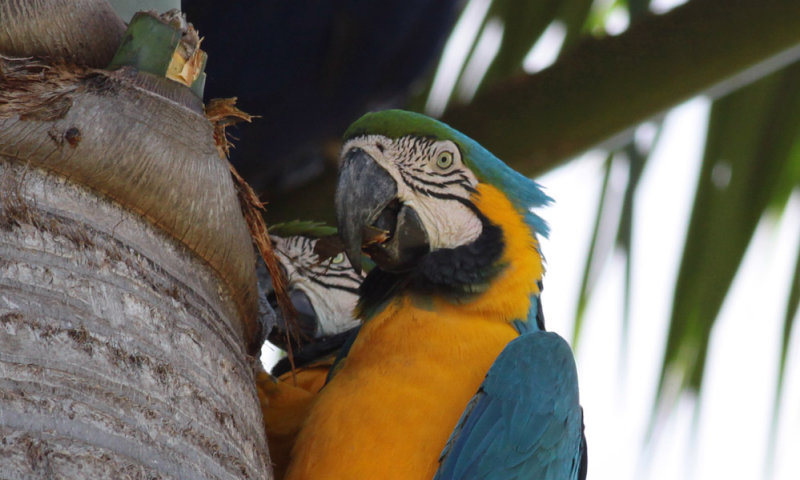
331, 252, 345, 264
435, 151, 454, 169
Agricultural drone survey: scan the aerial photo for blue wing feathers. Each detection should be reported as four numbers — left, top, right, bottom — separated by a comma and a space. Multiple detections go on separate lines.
435, 331, 584, 480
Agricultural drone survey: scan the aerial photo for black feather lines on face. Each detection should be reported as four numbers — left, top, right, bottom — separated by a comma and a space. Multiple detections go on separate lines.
395, 136, 474, 199
292, 235, 361, 296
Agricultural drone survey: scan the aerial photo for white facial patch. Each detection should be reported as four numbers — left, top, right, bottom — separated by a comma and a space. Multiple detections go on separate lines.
271, 235, 362, 335
342, 135, 483, 250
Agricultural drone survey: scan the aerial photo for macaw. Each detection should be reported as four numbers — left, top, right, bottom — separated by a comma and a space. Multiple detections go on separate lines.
253, 223, 365, 479
285, 110, 586, 479
262, 222, 363, 355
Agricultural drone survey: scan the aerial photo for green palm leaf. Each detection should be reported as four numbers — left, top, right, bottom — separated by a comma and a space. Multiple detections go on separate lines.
658, 63, 800, 411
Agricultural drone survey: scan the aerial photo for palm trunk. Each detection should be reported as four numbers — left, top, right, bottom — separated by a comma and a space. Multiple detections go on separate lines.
0, 160, 269, 479
0, 1, 272, 477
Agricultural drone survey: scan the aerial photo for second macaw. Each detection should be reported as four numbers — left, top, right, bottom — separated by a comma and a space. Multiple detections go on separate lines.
254, 223, 364, 479
286, 110, 586, 479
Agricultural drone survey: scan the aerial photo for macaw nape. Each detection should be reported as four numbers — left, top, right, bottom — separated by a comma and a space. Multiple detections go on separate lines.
254, 223, 365, 479
285, 110, 587, 479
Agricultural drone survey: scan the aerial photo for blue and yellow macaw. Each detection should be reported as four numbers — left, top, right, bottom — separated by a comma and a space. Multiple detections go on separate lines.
254, 224, 365, 479
286, 110, 586, 479
262, 223, 363, 356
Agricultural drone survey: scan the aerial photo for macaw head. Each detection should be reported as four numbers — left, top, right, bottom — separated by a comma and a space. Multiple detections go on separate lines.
260, 222, 365, 351
335, 110, 550, 279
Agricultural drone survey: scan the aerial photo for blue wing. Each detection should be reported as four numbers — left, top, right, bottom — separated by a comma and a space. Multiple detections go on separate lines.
434, 331, 586, 480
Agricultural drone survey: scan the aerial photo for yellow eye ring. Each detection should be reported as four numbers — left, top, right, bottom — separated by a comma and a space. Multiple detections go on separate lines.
436, 151, 454, 169
331, 252, 345, 264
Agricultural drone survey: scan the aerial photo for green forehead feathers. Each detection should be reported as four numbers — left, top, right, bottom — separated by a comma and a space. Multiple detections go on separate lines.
269, 220, 337, 238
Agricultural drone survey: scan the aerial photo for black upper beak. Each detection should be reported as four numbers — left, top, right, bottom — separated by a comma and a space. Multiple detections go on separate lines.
335, 147, 429, 273
335, 148, 398, 272
255, 257, 278, 347
267, 288, 320, 350
257, 258, 319, 350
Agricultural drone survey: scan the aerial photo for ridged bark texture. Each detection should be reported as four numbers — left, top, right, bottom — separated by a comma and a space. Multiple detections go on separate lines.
0, 160, 271, 479
0, 0, 125, 67
0, 60, 260, 353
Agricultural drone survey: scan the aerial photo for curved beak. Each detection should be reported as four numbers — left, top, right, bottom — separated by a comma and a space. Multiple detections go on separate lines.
335, 147, 429, 273
255, 257, 277, 347
257, 258, 320, 350
267, 288, 320, 350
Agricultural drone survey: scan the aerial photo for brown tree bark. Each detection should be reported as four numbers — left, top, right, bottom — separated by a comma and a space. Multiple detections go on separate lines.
0, 1, 273, 477
0, 160, 269, 479
0, 0, 125, 67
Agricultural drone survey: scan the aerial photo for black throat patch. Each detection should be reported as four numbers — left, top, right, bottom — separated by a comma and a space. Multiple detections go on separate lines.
357, 211, 505, 319
270, 327, 359, 377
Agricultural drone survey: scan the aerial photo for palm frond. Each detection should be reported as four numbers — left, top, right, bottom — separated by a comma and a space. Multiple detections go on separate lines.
657, 62, 800, 411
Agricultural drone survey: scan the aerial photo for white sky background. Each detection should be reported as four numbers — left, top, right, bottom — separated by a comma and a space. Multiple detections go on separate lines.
539, 100, 800, 480
263, 0, 800, 477
426, 0, 800, 478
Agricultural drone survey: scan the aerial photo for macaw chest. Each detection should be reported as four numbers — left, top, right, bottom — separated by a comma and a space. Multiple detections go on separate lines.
285, 306, 518, 479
